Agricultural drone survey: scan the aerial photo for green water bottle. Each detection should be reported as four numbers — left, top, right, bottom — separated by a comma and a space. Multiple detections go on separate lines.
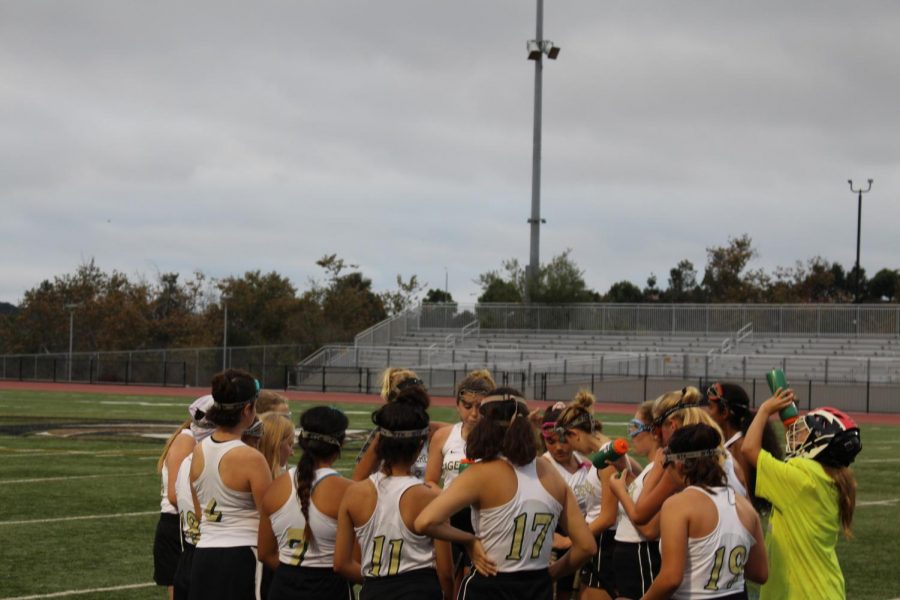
766, 368, 799, 427
589, 438, 629, 469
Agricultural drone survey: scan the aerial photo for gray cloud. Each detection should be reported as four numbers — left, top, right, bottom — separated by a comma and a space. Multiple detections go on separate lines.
2, 0, 898, 305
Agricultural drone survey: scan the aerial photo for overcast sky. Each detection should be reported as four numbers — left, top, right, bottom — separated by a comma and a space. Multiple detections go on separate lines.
2, 1, 898, 305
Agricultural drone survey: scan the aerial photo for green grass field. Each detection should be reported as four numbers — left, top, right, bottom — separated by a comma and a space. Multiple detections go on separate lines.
0, 389, 898, 599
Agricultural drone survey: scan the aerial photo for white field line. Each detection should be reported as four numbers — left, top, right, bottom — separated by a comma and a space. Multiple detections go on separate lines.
0, 582, 155, 599
76, 399, 187, 407
0, 510, 157, 526
0, 449, 155, 459
857, 498, 899, 507
0, 472, 152, 485
856, 458, 900, 464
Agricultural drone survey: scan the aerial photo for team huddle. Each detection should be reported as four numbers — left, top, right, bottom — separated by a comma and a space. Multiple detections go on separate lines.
153, 367, 862, 600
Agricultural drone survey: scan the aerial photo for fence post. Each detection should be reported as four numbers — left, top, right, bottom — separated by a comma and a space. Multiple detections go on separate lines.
591, 372, 595, 394
563, 359, 567, 384
163, 361, 168, 387
600, 355, 604, 380
182, 362, 187, 387
751, 378, 756, 408
824, 358, 829, 385
807, 379, 812, 411
866, 358, 871, 413
321, 366, 326, 393
52, 358, 57, 382
366, 368, 371, 394
358, 368, 363, 394
18, 357, 23, 381
262, 346, 267, 386
126, 353, 131, 385
283, 365, 289, 391
643, 371, 648, 401
89, 358, 94, 384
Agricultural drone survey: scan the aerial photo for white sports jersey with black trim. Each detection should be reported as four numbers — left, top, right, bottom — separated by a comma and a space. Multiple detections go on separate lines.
542, 452, 600, 522
175, 454, 200, 546
441, 423, 467, 488
160, 428, 194, 514
671, 486, 756, 599
355, 474, 435, 578
615, 462, 656, 543
194, 437, 259, 548
270, 467, 341, 568
723, 454, 748, 497
471, 459, 562, 573
356, 430, 429, 480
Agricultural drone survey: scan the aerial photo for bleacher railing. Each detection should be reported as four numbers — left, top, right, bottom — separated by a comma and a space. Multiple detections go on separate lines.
416, 303, 900, 337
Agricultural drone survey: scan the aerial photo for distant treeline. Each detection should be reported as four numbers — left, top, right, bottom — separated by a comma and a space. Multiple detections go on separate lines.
1, 235, 897, 355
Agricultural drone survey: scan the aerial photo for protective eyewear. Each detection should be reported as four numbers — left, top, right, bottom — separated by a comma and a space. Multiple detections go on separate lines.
626, 418, 652, 439
541, 421, 567, 440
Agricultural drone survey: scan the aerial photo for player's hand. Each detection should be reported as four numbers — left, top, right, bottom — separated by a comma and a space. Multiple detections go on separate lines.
760, 388, 795, 416
465, 538, 497, 576
607, 468, 628, 499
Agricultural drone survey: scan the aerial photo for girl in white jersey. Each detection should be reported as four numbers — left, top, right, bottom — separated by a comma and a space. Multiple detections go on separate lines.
188, 369, 272, 600
353, 368, 445, 481
416, 388, 597, 600
336, 388, 452, 599
641, 424, 767, 600
259, 406, 354, 599
155, 394, 215, 600
631, 388, 747, 528
425, 369, 495, 592
607, 401, 663, 600
555, 390, 633, 600
539, 402, 602, 600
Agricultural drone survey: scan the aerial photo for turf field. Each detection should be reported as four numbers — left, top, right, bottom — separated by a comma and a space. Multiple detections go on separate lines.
0, 388, 898, 600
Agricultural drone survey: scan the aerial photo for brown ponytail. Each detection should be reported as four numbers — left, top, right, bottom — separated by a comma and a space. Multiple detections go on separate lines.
824, 466, 857, 539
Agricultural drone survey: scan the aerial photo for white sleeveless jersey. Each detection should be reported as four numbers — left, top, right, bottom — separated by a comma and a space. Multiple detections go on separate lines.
355, 474, 435, 578
723, 454, 747, 497
472, 459, 563, 573
194, 437, 259, 548
160, 429, 194, 514
671, 486, 756, 599
270, 467, 341, 568
441, 423, 467, 488
175, 454, 201, 546
542, 452, 600, 523
615, 461, 656, 543
358, 429, 429, 480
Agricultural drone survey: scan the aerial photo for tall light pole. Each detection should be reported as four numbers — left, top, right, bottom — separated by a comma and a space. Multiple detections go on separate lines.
64, 303, 80, 381
848, 178, 874, 302
525, 0, 560, 302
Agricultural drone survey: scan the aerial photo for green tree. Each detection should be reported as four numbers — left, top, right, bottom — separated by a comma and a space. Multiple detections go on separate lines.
702, 234, 768, 302
476, 250, 597, 303
867, 268, 899, 302
604, 280, 644, 303
380, 274, 426, 316
663, 260, 700, 302
424, 289, 454, 303
217, 271, 301, 346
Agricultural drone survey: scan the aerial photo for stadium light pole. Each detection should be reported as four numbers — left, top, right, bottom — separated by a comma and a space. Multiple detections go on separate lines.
64, 303, 80, 382
525, 0, 560, 302
848, 178, 874, 302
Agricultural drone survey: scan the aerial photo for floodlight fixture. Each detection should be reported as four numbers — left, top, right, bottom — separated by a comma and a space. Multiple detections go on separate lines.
527, 40, 542, 61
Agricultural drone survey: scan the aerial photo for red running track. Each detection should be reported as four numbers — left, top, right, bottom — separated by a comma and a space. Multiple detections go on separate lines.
3, 380, 900, 425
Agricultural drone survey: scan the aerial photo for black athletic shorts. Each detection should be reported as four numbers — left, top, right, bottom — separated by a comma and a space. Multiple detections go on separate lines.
579, 528, 617, 595
458, 568, 553, 600
153, 512, 182, 586
268, 565, 354, 600
189, 546, 257, 600
360, 567, 442, 600
173, 544, 195, 600
613, 540, 661, 599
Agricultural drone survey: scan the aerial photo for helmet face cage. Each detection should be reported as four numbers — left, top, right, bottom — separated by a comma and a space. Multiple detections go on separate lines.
785, 408, 860, 465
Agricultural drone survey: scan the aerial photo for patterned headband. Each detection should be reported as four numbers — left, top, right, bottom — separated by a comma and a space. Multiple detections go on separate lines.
378, 426, 430, 439
663, 447, 725, 467
299, 429, 342, 447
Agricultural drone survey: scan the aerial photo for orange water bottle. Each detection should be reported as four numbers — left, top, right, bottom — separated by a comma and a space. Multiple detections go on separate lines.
589, 438, 629, 469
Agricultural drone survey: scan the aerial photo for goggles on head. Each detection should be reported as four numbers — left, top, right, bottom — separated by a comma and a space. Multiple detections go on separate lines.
652, 397, 709, 429
558, 412, 594, 436
243, 417, 263, 439
541, 421, 567, 440
626, 418, 652, 439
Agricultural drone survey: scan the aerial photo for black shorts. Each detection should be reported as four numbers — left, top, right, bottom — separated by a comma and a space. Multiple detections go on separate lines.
189, 546, 257, 600
613, 540, 661, 599
360, 567, 442, 600
458, 568, 552, 600
173, 544, 195, 600
450, 507, 474, 570
268, 564, 354, 600
153, 512, 182, 586
579, 529, 617, 594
